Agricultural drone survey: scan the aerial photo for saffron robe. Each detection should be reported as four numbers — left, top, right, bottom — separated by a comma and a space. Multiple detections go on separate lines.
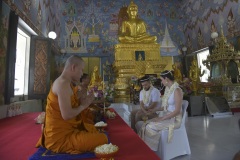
72, 86, 96, 125
36, 87, 108, 154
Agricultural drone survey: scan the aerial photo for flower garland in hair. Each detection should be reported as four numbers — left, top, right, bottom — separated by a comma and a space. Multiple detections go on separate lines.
143, 85, 154, 105
161, 82, 179, 111
160, 70, 173, 76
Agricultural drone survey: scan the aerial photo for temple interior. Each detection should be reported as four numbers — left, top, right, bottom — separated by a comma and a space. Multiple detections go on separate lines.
0, 0, 240, 160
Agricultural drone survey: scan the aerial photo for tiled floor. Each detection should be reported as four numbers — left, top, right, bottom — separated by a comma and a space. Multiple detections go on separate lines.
172, 113, 240, 160
112, 104, 240, 160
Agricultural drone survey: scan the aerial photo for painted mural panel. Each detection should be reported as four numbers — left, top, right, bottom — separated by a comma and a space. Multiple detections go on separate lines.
6, 0, 186, 58
0, 2, 10, 105
182, 0, 240, 53
11, 0, 61, 38
59, 0, 186, 57
5, 0, 240, 57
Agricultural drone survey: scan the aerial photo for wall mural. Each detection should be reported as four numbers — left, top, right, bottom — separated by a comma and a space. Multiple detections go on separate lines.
2, 0, 240, 92
4, 0, 240, 56
2, 0, 240, 105
11, 0, 62, 38
182, 0, 240, 53
0, 2, 10, 105
58, 0, 186, 64
6, 0, 186, 59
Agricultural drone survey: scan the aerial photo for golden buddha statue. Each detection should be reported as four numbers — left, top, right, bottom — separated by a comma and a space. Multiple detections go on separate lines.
138, 53, 143, 61
189, 56, 205, 94
113, 1, 171, 102
118, 1, 157, 44
89, 66, 103, 90
172, 64, 182, 83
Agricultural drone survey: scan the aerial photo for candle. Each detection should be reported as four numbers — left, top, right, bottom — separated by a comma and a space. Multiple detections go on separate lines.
102, 71, 104, 90
103, 102, 106, 115
103, 70, 105, 82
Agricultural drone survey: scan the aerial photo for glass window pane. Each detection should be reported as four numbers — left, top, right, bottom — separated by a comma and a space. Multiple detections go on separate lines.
197, 49, 210, 82
14, 28, 28, 95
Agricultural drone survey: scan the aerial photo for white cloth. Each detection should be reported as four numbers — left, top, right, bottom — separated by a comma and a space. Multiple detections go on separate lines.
139, 87, 161, 109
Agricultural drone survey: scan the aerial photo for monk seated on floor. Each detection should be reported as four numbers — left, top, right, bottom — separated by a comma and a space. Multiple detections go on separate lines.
36, 55, 108, 154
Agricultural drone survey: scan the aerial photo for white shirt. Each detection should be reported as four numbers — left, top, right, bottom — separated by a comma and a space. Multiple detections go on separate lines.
140, 87, 161, 109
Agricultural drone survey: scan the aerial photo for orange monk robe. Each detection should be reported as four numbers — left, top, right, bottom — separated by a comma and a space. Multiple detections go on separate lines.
79, 104, 105, 125
36, 86, 108, 154
72, 86, 96, 125
80, 107, 95, 124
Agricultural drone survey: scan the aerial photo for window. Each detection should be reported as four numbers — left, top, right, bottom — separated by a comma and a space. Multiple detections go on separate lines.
197, 48, 210, 82
14, 27, 30, 95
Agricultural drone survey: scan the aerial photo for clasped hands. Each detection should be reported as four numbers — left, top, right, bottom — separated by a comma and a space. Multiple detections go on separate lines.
142, 107, 165, 123
78, 88, 95, 110
142, 107, 155, 115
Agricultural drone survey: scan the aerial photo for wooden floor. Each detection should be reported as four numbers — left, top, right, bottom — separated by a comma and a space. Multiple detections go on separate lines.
113, 105, 240, 160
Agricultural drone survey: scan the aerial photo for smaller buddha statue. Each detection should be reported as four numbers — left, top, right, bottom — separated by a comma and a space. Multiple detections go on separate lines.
172, 64, 182, 83
189, 56, 205, 94
138, 54, 143, 61
118, 1, 157, 44
89, 66, 103, 90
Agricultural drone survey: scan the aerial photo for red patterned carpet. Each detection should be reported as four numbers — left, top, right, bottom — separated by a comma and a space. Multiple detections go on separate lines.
0, 113, 41, 160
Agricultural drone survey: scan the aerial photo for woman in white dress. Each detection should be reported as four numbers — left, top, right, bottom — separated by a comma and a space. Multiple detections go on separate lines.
136, 70, 183, 151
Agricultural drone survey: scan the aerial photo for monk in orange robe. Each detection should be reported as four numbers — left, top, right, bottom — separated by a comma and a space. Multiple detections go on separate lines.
36, 55, 108, 154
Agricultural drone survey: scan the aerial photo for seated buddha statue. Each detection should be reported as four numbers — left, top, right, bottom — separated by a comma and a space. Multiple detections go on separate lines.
89, 66, 103, 90
118, 1, 157, 44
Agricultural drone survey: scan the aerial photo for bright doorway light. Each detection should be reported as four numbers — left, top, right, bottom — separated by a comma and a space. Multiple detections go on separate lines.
14, 28, 30, 95
197, 48, 210, 82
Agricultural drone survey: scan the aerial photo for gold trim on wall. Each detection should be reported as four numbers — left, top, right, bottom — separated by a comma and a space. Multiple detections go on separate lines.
82, 57, 100, 76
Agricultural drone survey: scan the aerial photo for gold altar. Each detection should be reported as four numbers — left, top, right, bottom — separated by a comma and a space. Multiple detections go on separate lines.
113, 1, 172, 102
203, 27, 240, 85
202, 27, 240, 109
113, 43, 171, 102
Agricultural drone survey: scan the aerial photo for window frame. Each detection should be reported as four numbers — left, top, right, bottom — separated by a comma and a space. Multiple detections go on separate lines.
197, 48, 211, 82
14, 27, 30, 97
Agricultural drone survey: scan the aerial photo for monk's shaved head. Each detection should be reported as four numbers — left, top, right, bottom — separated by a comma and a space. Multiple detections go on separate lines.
64, 55, 84, 69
